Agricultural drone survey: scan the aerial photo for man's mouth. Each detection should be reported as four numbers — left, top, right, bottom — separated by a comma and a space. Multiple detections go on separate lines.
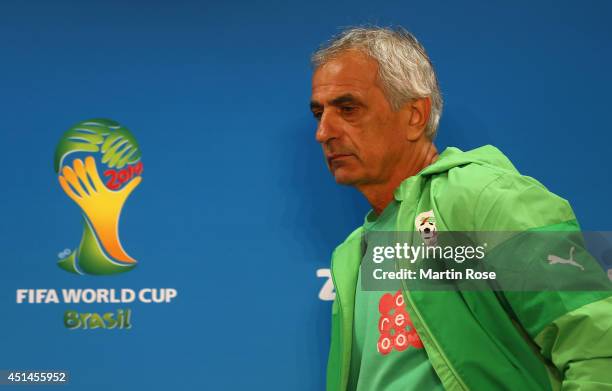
327, 153, 353, 165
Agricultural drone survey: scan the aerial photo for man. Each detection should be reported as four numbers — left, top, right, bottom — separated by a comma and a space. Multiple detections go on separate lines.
310, 27, 612, 390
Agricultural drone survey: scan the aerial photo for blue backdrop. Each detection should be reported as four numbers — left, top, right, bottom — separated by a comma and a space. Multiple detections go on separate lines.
1, 0, 611, 389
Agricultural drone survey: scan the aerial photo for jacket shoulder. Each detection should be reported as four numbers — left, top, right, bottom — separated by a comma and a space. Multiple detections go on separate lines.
429, 162, 575, 230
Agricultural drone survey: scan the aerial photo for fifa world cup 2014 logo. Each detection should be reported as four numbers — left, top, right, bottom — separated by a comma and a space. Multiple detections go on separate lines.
54, 119, 143, 275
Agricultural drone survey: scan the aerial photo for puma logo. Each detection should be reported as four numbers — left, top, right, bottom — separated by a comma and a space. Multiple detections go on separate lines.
547, 246, 584, 271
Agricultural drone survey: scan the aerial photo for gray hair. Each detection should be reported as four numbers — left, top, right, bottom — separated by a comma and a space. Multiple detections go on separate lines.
312, 27, 443, 139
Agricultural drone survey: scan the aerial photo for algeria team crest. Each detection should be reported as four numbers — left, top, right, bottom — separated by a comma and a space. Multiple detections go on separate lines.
415, 210, 438, 246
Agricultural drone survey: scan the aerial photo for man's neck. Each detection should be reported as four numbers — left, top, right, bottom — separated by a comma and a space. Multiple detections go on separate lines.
359, 143, 438, 215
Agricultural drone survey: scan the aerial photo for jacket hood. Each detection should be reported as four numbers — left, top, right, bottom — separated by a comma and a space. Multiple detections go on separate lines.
419, 144, 518, 177
392, 145, 518, 202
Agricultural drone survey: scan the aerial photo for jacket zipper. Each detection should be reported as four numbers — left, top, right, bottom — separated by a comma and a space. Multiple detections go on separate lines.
329, 256, 346, 391
394, 229, 468, 391
394, 196, 469, 391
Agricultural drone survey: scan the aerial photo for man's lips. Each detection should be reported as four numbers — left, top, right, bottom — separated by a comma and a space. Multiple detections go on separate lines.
327, 153, 353, 164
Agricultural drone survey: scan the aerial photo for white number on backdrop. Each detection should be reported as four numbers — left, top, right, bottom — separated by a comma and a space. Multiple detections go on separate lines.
317, 268, 336, 301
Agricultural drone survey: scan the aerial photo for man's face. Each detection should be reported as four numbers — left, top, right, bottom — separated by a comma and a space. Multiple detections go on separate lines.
310, 50, 407, 186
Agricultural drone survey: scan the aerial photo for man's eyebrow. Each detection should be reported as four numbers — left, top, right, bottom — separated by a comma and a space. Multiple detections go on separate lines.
310, 100, 323, 111
310, 94, 363, 111
330, 94, 362, 106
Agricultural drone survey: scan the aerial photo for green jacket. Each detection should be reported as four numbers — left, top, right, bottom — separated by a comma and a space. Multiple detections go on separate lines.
327, 145, 612, 391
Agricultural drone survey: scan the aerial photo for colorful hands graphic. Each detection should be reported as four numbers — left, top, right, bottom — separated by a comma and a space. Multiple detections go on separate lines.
58, 156, 142, 274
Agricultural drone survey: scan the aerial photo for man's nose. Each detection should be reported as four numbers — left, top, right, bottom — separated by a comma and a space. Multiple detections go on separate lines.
315, 111, 340, 144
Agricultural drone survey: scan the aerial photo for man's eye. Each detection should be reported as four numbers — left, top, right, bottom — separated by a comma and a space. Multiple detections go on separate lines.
312, 111, 322, 120
341, 106, 356, 114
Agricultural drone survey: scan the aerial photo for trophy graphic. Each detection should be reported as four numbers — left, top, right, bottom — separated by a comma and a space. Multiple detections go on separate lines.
54, 119, 143, 275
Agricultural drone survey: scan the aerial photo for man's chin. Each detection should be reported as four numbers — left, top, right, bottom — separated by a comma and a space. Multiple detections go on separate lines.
332, 169, 360, 185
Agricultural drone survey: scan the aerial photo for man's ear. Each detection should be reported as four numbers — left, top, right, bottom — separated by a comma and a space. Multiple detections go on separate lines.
400, 97, 431, 141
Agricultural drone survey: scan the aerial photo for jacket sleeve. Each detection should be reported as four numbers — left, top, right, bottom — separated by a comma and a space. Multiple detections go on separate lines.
535, 296, 612, 390
475, 173, 612, 390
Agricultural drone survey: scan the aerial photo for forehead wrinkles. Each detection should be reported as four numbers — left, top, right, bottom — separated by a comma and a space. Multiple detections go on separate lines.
312, 51, 380, 98
311, 84, 369, 105
311, 75, 382, 107
312, 73, 374, 98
